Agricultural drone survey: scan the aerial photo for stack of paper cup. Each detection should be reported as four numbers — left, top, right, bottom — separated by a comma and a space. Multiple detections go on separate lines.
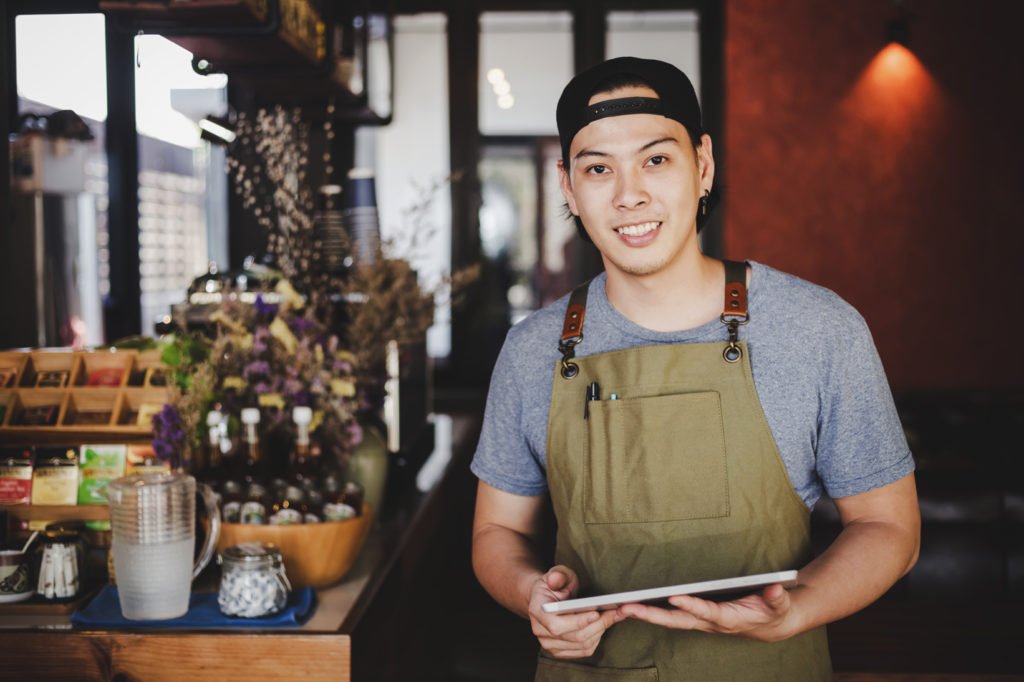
107, 472, 196, 620
343, 168, 381, 266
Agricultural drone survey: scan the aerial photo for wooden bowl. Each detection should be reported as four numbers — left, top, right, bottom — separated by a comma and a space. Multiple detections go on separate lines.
217, 504, 373, 589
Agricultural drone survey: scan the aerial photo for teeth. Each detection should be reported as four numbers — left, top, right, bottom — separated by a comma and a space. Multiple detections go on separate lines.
616, 221, 660, 236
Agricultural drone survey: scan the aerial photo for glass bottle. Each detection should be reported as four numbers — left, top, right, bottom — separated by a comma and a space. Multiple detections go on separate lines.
239, 407, 266, 485
268, 485, 305, 525
304, 488, 324, 524
288, 406, 318, 486
197, 409, 223, 484
322, 475, 359, 521
221, 480, 243, 523
240, 482, 269, 524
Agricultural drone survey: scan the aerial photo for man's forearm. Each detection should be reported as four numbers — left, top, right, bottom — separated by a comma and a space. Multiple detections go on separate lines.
472, 523, 547, 619
789, 517, 918, 635
787, 476, 920, 637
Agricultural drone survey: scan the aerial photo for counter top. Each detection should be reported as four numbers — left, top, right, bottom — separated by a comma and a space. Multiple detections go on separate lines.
0, 413, 479, 681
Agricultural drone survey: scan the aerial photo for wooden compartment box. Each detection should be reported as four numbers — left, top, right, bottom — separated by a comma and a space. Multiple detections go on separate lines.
4, 389, 67, 428
0, 350, 167, 446
60, 388, 120, 427
21, 351, 78, 389
117, 388, 167, 429
0, 351, 28, 388
73, 351, 132, 388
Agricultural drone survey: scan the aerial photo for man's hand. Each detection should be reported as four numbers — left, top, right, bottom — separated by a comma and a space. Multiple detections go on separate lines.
617, 582, 797, 642
529, 566, 621, 658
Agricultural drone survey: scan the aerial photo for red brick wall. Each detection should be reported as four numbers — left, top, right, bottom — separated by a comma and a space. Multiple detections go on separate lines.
723, 0, 1024, 389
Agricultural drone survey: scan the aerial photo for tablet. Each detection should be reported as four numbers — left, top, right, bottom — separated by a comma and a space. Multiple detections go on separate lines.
540, 570, 799, 615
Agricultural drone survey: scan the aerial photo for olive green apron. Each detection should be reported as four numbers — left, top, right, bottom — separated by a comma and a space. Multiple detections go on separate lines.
536, 261, 832, 681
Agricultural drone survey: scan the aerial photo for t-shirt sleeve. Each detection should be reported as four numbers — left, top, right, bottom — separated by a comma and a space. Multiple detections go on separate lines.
470, 330, 549, 496
815, 311, 915, 499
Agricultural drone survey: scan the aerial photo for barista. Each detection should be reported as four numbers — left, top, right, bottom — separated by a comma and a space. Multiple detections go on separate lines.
470, 57, 920, 680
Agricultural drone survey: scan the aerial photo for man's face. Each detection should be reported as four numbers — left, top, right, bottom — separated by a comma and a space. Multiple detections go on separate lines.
559, 85, 714, 281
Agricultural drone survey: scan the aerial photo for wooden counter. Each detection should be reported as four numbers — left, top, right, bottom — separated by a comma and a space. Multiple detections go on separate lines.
0, 413, 480, 682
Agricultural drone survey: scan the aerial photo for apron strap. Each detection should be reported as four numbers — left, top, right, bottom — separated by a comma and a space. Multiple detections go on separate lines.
558, 281, 591, 379
721, 260, 749, 363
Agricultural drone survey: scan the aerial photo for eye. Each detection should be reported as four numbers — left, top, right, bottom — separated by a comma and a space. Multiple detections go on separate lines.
646, 155, 668, 167
585, 164, 609, 175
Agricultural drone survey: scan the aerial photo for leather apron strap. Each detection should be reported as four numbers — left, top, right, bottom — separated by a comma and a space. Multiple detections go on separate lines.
540, 262, 832, 682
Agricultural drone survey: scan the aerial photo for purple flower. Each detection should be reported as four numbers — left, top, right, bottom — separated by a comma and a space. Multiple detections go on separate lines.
244, 360, 272, 378
346, 420, 364, 447
289, 317, 316, 335
254, 294, 279, 317
252, 381, 272, 394
151, 404, 185, 466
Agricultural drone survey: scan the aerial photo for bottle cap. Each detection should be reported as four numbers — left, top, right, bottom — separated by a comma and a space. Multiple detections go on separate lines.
206, 410, 223, 427
292, 406, 313, 425
241, 408, 261, 424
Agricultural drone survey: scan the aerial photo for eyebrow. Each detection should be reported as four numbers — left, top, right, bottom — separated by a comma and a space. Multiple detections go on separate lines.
573, 136, 680, 162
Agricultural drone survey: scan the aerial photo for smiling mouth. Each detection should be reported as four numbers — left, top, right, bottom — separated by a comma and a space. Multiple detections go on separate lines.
615, 221, 661, 237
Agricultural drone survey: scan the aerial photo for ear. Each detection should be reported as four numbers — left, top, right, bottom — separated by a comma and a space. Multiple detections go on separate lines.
696, 134, 715, 193
557, 159, 579, 216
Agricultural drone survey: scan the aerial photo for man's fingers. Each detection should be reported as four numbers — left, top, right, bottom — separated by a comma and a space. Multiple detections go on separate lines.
621, 602, 704, 629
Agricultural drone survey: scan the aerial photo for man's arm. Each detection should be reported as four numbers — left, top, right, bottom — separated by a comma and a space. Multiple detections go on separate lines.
473, 480, 621, 657
618, 473, 920, 641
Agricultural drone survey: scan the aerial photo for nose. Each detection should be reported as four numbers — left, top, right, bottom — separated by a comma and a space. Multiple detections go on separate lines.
614, 167, 649, 209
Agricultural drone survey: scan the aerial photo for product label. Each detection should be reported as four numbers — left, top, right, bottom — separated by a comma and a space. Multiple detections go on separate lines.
240, 501, 267, 524
222, 501, 241, 523
0, 465, 32, 505
269, 508, 303, 525
78, 445, 127, 505
31, 467, 78, 505
323, 502, 357, 521
126, 444, 169, 475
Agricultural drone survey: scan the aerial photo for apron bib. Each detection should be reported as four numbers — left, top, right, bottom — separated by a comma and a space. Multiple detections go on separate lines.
537, 262, 832, 681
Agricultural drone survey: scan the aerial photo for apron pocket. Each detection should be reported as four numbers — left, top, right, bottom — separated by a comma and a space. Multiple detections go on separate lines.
584, 390, 729, 524
535, 656, 659, 681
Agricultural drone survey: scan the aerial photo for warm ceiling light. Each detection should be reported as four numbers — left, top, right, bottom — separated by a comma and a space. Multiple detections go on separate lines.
497, 94, 514, 110
487, 68, 505, 85
493, 80, 511, 96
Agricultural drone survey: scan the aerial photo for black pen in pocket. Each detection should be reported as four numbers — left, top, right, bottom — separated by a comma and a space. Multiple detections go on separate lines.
584, 381, 600, 418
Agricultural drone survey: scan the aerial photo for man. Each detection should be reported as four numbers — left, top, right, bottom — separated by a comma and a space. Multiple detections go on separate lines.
471, 56, 919, 680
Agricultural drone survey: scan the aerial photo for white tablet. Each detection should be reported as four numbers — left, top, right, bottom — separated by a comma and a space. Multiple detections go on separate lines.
541, 570, 799, 615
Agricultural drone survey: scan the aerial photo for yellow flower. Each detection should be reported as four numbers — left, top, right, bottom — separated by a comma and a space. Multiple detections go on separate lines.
331, 378, 356, 397
310, 410, 324, 432
222, 376, 247, 391
234, 333, 254, 351
208, 309, 246, 334
269, 316, 298, 354
314, 343, 324, 364
258, 393, 285, 411
275, 279, 305, 311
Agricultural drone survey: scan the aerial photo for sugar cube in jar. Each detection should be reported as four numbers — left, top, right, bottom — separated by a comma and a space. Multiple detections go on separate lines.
217, 542, 291, 618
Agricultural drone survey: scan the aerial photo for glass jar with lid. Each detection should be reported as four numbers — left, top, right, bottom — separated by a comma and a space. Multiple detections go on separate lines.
217, 542, 291, 617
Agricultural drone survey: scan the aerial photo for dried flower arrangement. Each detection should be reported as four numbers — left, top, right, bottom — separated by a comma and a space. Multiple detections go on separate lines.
153, 285, 362, 473
150, 105, 476, 470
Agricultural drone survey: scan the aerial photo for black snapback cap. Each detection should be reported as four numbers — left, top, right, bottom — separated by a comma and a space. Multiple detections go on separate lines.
556, 56, 703, 162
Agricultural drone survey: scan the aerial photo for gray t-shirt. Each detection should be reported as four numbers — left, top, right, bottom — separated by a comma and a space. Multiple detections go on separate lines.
470, 261, 914, 509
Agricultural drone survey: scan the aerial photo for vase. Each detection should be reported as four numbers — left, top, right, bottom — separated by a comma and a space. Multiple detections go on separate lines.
344, 420, 389, 516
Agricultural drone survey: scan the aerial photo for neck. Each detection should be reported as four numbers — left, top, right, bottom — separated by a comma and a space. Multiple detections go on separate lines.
604, 251, 725, 332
